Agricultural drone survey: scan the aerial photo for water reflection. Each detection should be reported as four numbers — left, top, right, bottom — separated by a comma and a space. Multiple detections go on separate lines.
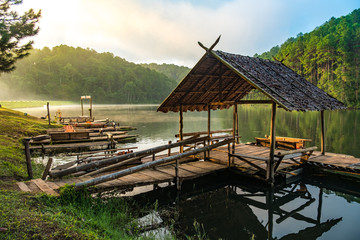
132, 175, 360, 240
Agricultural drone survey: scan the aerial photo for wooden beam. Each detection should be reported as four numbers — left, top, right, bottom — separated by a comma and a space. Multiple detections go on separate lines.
321, 110, 325, 155
238, 100, 273, 104
267, 102, 276, 183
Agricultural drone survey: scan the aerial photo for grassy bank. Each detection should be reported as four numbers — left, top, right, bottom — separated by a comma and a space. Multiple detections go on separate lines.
0, 107, 151, 239
0, 100, 75, 109
0, 107, 57, 181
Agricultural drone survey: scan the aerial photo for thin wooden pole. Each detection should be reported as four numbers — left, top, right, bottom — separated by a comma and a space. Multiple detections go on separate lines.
321, 110, 325, 155
46, 102, 51, 125
179, 105, 184, 153
23, 138, 33, 179
267, 102, 276, 183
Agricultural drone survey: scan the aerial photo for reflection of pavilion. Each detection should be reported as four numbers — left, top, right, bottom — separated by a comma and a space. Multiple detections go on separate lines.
172, 182, 342, 239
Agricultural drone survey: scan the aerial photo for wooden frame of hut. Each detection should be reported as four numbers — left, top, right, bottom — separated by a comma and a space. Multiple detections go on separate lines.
157, 36, 345, 183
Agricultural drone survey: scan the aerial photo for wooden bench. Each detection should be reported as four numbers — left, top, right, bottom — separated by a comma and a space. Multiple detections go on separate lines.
255, 136, 312, 150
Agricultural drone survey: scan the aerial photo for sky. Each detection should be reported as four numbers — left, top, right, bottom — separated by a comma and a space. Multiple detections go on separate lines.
17, 0, 360, 67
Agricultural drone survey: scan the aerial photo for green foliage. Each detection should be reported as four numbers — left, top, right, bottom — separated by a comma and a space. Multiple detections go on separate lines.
256, 9, 360, 107
0, 0, 41, 72
141, 63, 191, 82
0, 45, 178, 103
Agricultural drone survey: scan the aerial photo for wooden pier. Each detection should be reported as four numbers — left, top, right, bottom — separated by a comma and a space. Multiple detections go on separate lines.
17, 139, 360, 196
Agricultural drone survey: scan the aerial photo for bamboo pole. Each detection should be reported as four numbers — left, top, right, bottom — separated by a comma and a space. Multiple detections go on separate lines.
321, 110, 325, 155
267, 102, 276, 183
49, 136, 209, 178
75, 138, 233, 189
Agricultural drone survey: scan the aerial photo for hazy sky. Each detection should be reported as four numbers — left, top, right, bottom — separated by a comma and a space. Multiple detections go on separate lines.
18, 0, 359, 67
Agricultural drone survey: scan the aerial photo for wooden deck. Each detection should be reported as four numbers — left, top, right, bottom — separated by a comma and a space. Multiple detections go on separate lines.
17, 160, 227, 196
17, 143, 360, 196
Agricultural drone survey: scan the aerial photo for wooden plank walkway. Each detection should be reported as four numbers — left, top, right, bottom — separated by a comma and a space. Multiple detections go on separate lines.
17, 160, 227, 195
17, 143, 360, 196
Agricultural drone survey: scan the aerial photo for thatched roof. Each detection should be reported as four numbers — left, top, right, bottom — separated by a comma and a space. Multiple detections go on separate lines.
157, 48, 345, 113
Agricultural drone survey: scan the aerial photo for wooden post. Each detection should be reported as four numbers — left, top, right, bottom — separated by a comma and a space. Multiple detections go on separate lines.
267, 102, 276, 183
179, 105, 184, 153
23, 138, 33, 179
321, 110, 325, 155
46, 102, 51, 125
168, 141, 172, 156
235, 104, 239, 143
232, 104, 237, 156
89, 97, 93, 119
81, 98, 84, 116
41, 158, 53, 180
207, 106, 211, 157
175, 158, 180, 190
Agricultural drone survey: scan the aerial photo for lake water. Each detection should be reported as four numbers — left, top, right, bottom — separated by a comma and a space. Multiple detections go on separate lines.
19, 104, 359, 157
18, 104, 360, 239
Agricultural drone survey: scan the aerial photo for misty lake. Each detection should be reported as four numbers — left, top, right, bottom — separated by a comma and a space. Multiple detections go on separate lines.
18, 104, 360, 239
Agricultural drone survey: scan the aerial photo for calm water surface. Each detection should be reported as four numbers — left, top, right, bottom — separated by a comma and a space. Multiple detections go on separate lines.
19, 104, 360, 239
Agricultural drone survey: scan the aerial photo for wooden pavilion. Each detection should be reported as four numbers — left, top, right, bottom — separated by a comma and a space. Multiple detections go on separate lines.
157, 37, 345, 183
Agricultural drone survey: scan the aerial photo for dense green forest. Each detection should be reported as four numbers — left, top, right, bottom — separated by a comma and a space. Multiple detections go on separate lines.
141, 63, 190, 83
0, 45, 178, 103
255, 9, 360, 107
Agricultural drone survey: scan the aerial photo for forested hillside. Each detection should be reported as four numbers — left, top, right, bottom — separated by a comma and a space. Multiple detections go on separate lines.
0, 45, 178, 103
255, 9, 360, 107
141, 63, 190, 82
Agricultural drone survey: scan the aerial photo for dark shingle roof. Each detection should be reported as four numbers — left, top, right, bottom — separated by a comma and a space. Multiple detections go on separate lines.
157, 50, 345, 113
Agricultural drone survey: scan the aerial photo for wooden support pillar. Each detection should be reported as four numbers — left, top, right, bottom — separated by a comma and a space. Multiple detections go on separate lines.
267, 102, 276, 183
23, 138, 33, 179
320, 110, 325, 155
235, 104, 239, 143
179, 105, 184, 153
232, 104, 237, 154
207, 106, 211, 158
46, 102, 51, 125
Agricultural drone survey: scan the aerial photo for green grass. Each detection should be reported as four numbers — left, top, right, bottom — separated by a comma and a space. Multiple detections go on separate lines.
0, 107, 61, 179
0, 100, 76, 109
0, 185, 157, 239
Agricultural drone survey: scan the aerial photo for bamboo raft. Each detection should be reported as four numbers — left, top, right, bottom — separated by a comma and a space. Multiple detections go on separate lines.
17, 139, 360, 196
